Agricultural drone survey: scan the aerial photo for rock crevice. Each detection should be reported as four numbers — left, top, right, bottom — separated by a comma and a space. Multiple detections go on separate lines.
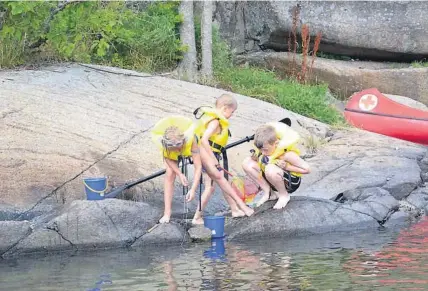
215, 1, 428, 60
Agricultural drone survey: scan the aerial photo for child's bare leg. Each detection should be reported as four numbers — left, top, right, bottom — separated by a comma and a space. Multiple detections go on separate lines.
217, 169, 246, 218
199, 148, 253, 216
265, 164, 290, 210
160, 165, 176, 223
203, 165, 254, 217
192, 174, 215, 225
242, 157, 273, 207
215, 175, 254, 216
225, 196, 246, 218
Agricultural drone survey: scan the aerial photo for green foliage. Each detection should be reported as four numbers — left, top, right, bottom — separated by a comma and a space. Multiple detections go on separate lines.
1, 1, 183, 72
194, 18, 232, 73
1, 1, 53, 41
123, 1, 184, 72
194, 20, 341, 125
215, 66, 344, 125
212, 25, 233, 73
1, 1, 341, 125
411, 60, 428, 68
46, 1, 183, 72
0, 1, 55, 68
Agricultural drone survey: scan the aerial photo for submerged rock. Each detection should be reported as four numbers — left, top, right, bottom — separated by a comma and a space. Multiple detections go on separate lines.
188, 225, 212, 242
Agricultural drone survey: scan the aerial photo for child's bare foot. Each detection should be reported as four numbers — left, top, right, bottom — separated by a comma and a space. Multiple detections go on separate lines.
243, 207, 254, 217
256, 194, 270, 207
192, 218, 204, 225
231, 209, 245, 218
159, 215, 170, 224
273, 195, 290, 210
256, 189, 276, 207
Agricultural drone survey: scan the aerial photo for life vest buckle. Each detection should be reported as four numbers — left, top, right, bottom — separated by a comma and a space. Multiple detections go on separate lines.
193, 107, 202, 119
193, 106, 211, 120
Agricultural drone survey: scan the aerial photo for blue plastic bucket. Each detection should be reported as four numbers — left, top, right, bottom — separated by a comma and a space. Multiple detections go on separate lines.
83, 177, 107, 201
204, 216, 225, 238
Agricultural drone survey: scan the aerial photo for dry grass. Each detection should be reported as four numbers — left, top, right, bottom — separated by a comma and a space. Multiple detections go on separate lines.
303, 133, 326, 155
287, 5, 323, 85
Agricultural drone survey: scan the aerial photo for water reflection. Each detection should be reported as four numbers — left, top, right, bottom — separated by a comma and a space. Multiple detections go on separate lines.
345, 217, 428, 290
1, 219, 427, 291
203, 238, 226, 261
87, 274, 113, 291
162, 261, 178, 291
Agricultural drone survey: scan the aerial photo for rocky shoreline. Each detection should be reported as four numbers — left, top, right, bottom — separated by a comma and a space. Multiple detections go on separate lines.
1, 127, 427, 258
1, 64, 427, 258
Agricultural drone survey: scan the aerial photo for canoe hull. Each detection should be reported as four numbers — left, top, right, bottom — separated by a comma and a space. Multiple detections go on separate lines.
344, 88, 428, 146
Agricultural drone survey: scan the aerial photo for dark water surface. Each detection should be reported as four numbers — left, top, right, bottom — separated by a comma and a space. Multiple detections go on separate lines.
1, 218, 428, 291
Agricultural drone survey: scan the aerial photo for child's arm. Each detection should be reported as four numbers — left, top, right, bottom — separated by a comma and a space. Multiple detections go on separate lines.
186, 140, 203, 201
276, 151, 311, 174
200, 119, 221, 166
165, 158, 188, 186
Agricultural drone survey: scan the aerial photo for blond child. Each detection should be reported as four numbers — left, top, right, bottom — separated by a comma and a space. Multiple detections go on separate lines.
191, 94, 254, 224
242, 122, 310, 209
151, 116, 203, 224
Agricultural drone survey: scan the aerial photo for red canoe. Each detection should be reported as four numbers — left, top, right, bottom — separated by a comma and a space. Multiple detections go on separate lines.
344, 88, 428, 146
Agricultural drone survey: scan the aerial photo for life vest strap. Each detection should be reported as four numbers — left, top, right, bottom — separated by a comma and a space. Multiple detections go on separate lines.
178, 156, 189, 196
209, 141, 230, 181
178, 155, 204, 211
208, 140, 225, 152
222, 150, 229, 181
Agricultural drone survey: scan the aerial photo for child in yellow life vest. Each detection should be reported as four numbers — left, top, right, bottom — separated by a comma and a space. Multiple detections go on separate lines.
151, 116, 203, 224
242, 122, 311, 210
191, 94, 254, 225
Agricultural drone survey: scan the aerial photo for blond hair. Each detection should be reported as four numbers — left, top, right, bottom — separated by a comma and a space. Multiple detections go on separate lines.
215, 93, 237, 110
162, 126, 185, 149
254, 124, 277, 149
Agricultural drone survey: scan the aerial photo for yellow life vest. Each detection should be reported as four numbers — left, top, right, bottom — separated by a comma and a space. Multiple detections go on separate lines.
194, 106, 230, 153
256, 121, 301, 177
151, 115, 200, 161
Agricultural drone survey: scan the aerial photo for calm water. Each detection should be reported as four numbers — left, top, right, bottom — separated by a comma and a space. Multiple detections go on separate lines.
1, 218, 428, 291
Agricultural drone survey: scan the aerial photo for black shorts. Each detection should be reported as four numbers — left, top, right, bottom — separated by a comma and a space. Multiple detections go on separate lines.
262, 170, 301, 194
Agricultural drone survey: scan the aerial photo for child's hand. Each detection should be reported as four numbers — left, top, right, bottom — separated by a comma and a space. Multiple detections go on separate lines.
250, 149, 258, 161
186, 189, 196, 202
178, 173, 189, 186
275, 160, 288, 170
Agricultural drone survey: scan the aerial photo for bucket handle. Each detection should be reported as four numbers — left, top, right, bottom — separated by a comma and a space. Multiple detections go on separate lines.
83, 179, 109, 196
